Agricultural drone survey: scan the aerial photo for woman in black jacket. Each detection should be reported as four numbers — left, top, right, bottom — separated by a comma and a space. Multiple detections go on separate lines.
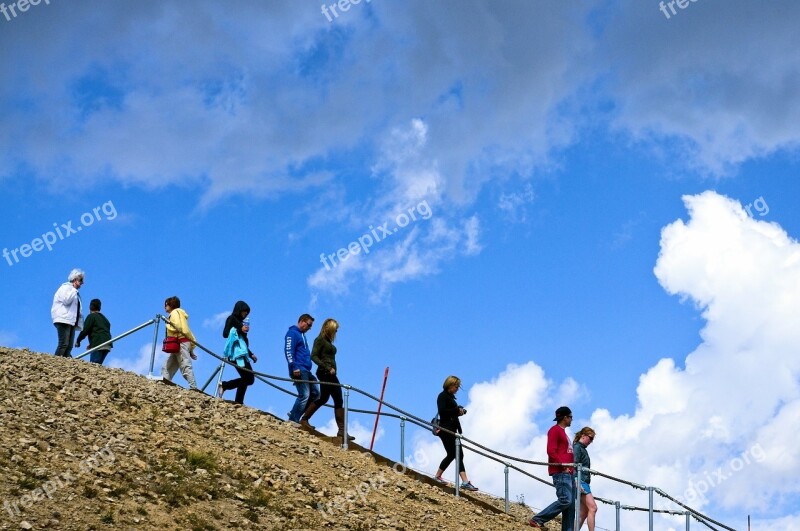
433, 375, 478, 491
300, 318, 354, 440
217, 300, 258, 404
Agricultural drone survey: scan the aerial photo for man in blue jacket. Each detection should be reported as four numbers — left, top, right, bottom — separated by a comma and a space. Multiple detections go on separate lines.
285, 314, 319, 426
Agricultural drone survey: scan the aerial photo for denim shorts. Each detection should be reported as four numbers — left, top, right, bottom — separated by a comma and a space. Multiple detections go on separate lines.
580, 481, 592, 495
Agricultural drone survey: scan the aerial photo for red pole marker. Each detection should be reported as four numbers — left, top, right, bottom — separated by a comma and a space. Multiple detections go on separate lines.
370, 367, 389, 451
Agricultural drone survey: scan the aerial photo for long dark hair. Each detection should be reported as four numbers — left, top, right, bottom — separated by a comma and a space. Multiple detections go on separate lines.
223, 300, 251, 345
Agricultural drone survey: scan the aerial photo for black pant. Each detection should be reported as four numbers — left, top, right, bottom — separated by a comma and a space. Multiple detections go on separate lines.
54, 323, 76, 358
315, 369, 343, 408
438, 431, 465, 473
222, 359, 254, 404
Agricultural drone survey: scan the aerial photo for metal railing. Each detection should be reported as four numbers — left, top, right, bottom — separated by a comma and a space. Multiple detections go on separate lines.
69, 314, 737, 531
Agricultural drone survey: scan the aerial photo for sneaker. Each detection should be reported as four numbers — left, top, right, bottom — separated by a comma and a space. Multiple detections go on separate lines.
528, 519, 544, 528
460, 481, 479, 492
287, 420, 302, 428
432, 476, 447, 484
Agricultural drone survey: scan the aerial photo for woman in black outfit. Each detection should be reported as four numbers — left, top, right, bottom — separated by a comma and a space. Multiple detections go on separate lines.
218, 300, 258, 404
433, 375, 478, 491
300, 318, 354, 440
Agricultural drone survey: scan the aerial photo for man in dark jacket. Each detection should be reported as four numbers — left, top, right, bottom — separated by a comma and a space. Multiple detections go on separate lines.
75, 299, 112, 365
285, 314, 319, 425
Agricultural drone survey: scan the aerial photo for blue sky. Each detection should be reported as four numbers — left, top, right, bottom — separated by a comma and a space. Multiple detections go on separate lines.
2, 1, 800, 529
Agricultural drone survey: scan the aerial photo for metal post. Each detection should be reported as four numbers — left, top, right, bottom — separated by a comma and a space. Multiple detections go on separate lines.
201, 363, 224, 394
214, 362, 227, 397
686, 510, 691, 531
615, 501, 621, 531
504, 463, 510, 513
454, 436, 461, 497
342, 387, 350, 450
648, 486, 654, 531
400, 417, 406, 466
574, 466, 582, 531
148, 314, 161, 378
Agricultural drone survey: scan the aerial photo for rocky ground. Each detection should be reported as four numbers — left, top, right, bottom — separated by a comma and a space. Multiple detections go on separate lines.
0, 348, 544, 530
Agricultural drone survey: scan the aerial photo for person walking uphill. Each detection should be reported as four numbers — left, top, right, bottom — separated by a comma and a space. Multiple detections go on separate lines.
433, 375, 478, 491
218, 301, 258, 404
75, 298, 113, 365
301, 318, 354, 440
51, 268, 85, 358
529, 406, 576, 530
161, 296, 199, 391
285, 314, 319, 426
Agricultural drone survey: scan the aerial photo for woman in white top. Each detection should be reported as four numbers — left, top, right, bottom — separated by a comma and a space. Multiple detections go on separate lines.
50, 268, 85, 358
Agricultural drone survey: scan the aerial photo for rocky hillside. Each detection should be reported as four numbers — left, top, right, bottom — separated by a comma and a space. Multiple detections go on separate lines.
0, 348, 539, 530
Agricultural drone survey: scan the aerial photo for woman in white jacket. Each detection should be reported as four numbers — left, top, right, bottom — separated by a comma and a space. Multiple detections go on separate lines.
50, 268, 85, 358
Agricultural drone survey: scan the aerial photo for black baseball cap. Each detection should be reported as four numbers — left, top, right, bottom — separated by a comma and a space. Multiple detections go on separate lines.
554, 406, 572, 421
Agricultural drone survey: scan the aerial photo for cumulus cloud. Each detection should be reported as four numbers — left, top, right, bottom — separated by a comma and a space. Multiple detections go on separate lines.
412, 191, 800, 529
601, 0, 800, 173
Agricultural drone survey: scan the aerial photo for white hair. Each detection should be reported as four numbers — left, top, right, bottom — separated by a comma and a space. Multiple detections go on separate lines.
68, 268, 85, 282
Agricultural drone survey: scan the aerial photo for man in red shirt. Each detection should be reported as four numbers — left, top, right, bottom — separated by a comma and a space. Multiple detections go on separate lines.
529, 406, 576, 530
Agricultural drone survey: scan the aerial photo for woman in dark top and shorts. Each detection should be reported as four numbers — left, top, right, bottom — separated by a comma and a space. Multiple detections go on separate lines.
573, 426, 597, 531
433, 375, 478, 491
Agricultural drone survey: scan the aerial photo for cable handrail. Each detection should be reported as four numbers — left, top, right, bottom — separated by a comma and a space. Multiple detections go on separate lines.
98, 314, 738, 531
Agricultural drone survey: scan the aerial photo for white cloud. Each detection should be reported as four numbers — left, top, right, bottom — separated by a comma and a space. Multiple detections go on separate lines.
411, 191, 800, 528
308, 119, 484, 301
202, 311, 229, 330
498, 183, 536, 224
601, 0, 800, 174
108, 342, 167, 376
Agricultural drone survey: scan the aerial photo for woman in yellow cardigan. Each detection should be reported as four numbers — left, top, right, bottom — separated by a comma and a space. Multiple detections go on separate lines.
161, 295, 199, 390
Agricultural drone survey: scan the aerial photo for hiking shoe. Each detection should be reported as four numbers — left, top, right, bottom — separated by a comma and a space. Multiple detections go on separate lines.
528, 519, 545, 528
460, 481, 479, 492
432, 476, 447, 484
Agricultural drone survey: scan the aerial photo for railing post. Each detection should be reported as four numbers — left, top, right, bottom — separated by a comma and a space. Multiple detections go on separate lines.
574, 465, 582, 531
648, 486, 654, 531
615, 501, 621, 531
201, 363, 223, 394
454, 436, 461, 498
504, 463, 510, 513
148, 314, 161, 378
686, 510, 691, 531
342, 386, 350, 450
400, 417, 406, 465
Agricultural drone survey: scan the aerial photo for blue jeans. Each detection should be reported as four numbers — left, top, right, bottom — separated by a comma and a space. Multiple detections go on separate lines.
90, 350, 109, 365
288, 370, 319, 422
532, 472, 575, 531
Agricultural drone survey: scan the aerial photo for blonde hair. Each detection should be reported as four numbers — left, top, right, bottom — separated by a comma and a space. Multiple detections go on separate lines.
573, 426, 596, 444
319, 318, 339, 342
442, 375, 461, 390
